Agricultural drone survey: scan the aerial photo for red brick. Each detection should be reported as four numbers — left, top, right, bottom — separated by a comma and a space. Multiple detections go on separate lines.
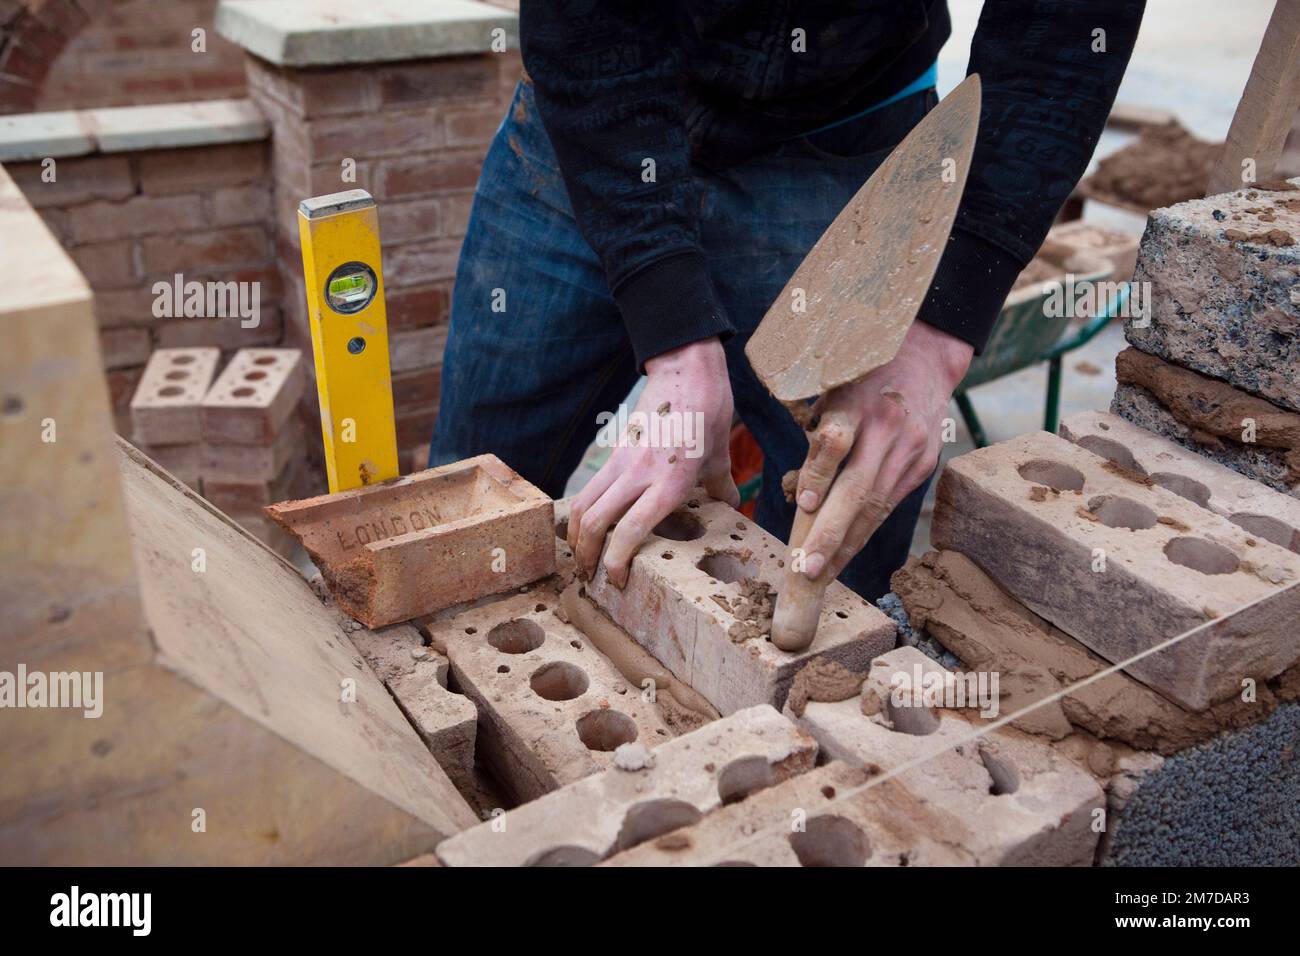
6, 155, 135, 208
379, 197, 441, 245
245, 58, 378, 119
391, 367, 441, 410
67, 194, 203, 243
92, 285, 157, 328
396, 403, 439, 450
106, 364, 144, 413
385, 284, 449, 330
209, 184, 271, 228
383, 238, 463, 288
71, 240, 139, 288
306, 109, 443, 160
390, 324, 448, 373
201, 348, 306, 445
139, 225, 270, 275
375, 153, 483, 198
137, 142, 268, 195
99, 326, 151, 370
440, 192, 474, 237
378, 58, 499, 108
444, 104, 502, 147
129, 347, 221, 445
155, 308, 283, 351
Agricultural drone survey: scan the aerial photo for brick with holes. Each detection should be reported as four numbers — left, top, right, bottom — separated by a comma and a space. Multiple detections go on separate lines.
199, 347, 305, 445
603, 760, 972, 866
129, 347, 221, 445
583, 498, 895, 716
931, 431, 1300, 710
788, 646, 1104, 866
434, 704, 817, 866
1060, 410, 1300, 555
424, 591, 672, 803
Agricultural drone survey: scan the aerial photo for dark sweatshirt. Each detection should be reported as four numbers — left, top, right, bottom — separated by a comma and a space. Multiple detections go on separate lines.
520, 1, 1145, 369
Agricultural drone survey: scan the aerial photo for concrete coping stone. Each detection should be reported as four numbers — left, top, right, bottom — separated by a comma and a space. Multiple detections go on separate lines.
215, 0, 519, 67
0, 99, 269, 163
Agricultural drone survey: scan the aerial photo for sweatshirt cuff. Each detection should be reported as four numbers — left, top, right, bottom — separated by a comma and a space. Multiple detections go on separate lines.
613, 251, 736, 371
915, 226, 1024, 354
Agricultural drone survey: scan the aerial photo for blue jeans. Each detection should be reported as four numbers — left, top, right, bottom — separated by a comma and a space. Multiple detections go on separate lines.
432, 80, 938, 602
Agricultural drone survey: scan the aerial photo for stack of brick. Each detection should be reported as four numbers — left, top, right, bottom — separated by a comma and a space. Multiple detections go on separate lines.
1113, 178, 1300, 498
1, 101, 279, 436
128, 346, 221, 490
199, 347, 313, 556
220, 0, 520, 467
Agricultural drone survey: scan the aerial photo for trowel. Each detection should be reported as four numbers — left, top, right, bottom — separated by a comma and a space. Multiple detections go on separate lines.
745, 74, 981, 652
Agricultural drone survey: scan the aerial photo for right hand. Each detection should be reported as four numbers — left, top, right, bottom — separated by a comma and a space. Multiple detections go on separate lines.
567, 336, 740, 588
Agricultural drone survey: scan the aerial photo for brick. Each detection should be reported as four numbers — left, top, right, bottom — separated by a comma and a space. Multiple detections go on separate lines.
891, 549, 1300, 756
1111, 383, 1300, 499
245, 59, 380, 119
139, 225, 271, 275
391, 366, 440, 410
396, 403, 439, 451
202, 416, 309, 484
137, 141, 268, 195
375, 153, 482, 199
386, 283, 449, 330
135, 440, 203, 490
209, 183, 271, 227
4, 155, 134, 208
154, 308, 284, 351
266, 454, 555, 629
204, 455, 315, 515
444, 104, 502, 147
931, 430, 1300, 710
105, 364, 143, 415
440, 192, 473, 238
378, 58, 500, 108
1061, 410, 1300, 553
1124, 180, 1300, 413
382, 238, 465, 289
99, 326, 150, 369
349, 623, 477, 794
200, 347, 305, 444
426, 592, 674, 803
129, 346, 220, 445
585, 498, 896, 716
604, 761, 969, 867
306, 108, 443, 160
1112, 346, 1300, 498
436, 704, 818, 866
389, 323, 447, 373
67, 193, 203, 243
379, 197, 442, 245
789, 647, 1105, 866
69, 239, 138, 288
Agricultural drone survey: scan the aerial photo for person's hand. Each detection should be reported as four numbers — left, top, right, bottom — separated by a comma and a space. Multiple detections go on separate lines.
791, 320, 973, 582
568, 336, 739, 587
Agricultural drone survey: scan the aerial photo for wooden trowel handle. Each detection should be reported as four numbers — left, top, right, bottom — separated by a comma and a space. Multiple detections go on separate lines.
771, 504, 829, 652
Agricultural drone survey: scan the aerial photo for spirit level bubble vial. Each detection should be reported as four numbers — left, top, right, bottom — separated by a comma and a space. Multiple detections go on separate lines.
298, 189, 400, 493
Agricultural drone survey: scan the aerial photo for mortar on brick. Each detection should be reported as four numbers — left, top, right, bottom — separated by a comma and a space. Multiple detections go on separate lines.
434, 704, 818, 867
585, 498, 895, 716
426, 591, 673, 803
932, 431, 1300, 711
1061, 410, 1300, 553
790, 647, 1105, 866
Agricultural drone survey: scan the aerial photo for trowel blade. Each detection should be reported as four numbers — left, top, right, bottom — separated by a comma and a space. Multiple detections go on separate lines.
745, 74, 982, 402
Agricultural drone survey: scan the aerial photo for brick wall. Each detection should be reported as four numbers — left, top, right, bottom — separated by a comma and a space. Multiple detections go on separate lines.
246, 48, 520, 462
1, 0, 249, 115
5, 139, 279, 433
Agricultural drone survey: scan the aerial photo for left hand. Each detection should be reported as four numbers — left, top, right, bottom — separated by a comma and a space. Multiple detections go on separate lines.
791, 320, 973, 582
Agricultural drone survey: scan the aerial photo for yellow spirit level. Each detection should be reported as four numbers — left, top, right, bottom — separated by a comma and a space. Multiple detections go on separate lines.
297, 189, 400, 493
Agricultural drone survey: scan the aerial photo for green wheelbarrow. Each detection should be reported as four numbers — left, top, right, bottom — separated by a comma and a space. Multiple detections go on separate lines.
953, 250, 1127, 447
